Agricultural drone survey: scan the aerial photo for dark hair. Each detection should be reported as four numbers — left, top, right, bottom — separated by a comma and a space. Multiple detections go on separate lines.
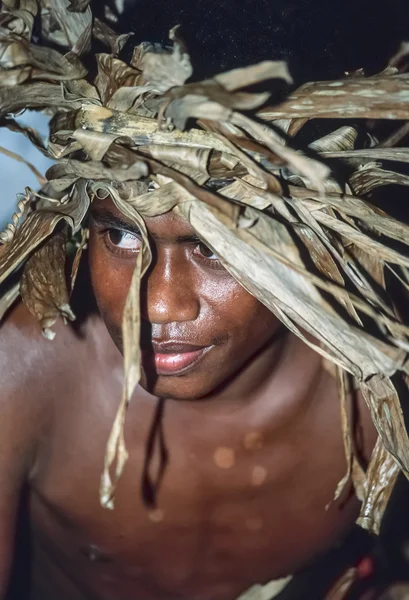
119, 0, 408, 83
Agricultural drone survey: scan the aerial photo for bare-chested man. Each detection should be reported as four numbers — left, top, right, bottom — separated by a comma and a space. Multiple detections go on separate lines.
0, 1, 408, 599
1, 200, 378, 600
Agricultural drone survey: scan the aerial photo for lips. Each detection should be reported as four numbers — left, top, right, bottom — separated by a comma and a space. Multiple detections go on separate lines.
143, 341, 212, 375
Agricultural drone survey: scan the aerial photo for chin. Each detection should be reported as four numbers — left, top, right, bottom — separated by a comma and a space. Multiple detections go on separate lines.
139, 371, 220, 400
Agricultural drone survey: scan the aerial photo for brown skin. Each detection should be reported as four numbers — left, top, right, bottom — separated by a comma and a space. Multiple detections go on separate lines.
88, 202, 283, 401
0, 198, 378, 600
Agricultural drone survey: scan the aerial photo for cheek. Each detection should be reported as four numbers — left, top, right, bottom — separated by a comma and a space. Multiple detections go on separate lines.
200, 277, 279, 349
88, 230, 134, 328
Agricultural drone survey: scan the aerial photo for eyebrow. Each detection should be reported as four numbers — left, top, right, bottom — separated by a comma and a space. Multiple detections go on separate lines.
90, 210, 141, 235
90, 209, 201, 244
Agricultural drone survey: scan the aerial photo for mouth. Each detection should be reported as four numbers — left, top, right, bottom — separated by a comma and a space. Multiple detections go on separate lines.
143, 341, 213, 376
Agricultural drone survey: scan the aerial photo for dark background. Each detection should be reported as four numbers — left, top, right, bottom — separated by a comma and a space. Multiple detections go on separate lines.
118, 0, 409, 83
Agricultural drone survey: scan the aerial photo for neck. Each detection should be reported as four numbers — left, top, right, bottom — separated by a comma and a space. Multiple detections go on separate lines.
178, 329, 324, 421
205, 327, 289, 406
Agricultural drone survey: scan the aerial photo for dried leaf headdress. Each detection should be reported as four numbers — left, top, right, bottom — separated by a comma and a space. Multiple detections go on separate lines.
1, 0, 409, 534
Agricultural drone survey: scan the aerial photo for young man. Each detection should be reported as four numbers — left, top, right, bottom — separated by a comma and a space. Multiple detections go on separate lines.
1, 200, 378, 600
1, 1, 409, 599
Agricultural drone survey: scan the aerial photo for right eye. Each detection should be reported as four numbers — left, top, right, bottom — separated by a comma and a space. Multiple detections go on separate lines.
103, 228, 141, 256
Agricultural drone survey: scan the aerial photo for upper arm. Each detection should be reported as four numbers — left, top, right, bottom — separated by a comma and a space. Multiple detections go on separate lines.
0, 306, 44, 596
0, 397, 30, 596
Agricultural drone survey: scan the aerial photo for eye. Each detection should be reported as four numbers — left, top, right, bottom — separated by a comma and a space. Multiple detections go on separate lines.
193, 242, 224, 271
192, 241, 223, 270
105, 228, 140, 254
195, 242, 217, 259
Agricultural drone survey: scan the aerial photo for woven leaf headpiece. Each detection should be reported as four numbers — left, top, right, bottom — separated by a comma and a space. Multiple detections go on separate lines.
1, 0, 409, 532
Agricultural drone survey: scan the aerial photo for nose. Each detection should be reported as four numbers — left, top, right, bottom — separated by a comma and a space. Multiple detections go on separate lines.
141, 247, 200, 324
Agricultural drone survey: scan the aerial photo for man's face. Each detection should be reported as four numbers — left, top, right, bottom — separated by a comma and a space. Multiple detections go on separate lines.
88, 198, 281, 400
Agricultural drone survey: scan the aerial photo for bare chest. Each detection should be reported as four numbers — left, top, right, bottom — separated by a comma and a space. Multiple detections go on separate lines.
28, 375, 363, 600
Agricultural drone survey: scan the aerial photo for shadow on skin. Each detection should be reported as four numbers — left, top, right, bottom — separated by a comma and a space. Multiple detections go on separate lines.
141, 398, 169, 508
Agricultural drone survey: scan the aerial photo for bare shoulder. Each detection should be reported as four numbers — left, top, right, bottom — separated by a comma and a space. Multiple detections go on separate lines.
0, 301, 116, 591
0, 302, 67, 591
0, 302, 117, 467
0, 303, 63, 471
0, 302, 51, 445
0, 301, 83, 396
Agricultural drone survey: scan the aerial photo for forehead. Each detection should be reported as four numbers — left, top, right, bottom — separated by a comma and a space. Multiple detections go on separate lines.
92, 197, 197, 242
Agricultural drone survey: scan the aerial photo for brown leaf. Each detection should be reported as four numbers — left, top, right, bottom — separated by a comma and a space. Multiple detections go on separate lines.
0, 82, 82, 118
214, 60, 292, 91
70, 227, 88, 291
137, 144, 212, 178
140, 40, 193, 94
0, 282, 19, 321
322, 147, 409, 166
232, 112, 330, 191
174, 198, 407, 381
100, 196, 152, 509
313, 211, 409, 269
95, 54, 143, 105
0, 180, 89, 284
0, 0, 37, 40
47, 157, 148, 187
309, 126, 359, 153
349, 164, 409, 195
0, 32, 86, 80
260, 74, 409, 121
127, 181, 194, 217
68, 0, 91, 12
331, 368, 366, 504
357, 435, 400, 535
164, 61, 292, 130
236, 577, 292, 600
289, 186, 409, 246
42, 0, 92, 54
62, 104, 231, 152
93, 18, 132, 55
361, 376, 409, 477
20, 228, 75, 339
325, 568, 358, 600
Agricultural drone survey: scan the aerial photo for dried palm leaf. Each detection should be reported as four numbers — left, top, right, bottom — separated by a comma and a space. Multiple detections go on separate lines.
0, 0, 408, 536
20, 227, 75, 339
